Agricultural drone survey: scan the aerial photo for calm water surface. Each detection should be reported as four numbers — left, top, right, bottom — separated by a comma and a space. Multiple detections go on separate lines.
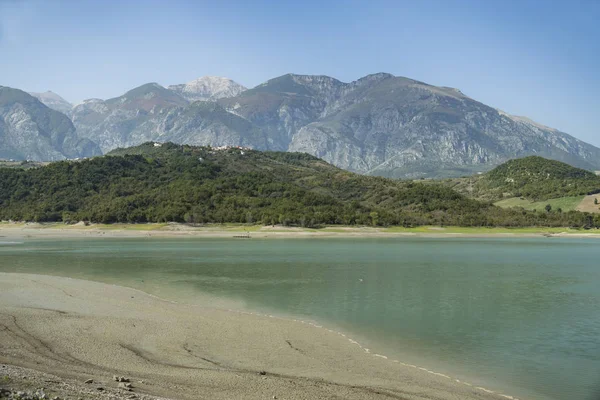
1, 237, 599, 400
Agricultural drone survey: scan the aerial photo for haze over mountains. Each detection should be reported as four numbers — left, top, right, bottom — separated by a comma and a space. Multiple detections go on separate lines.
29, 91, 73, 115
2, 73, 599, 177
168, 76, 247, 102
0, 86, 100, 161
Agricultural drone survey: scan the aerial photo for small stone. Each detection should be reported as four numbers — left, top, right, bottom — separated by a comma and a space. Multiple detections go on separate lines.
96, 387, 104, 391
259, 371, 266, 376
113, 375, 119, 381
273, 396, 277, 399
85, 379, 93, 384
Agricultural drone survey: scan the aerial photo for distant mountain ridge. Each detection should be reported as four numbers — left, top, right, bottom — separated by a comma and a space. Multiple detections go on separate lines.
168, 76, 247, 102
218, 73, 600, 177
0, 86, 100, 161
70, 81, 264, 153
6, 73, 600, 177
29, 90, 73, 115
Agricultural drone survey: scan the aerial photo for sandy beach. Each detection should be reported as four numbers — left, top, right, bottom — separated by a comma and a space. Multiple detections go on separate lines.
0, 273, 522, 400
0, 222, 599, 240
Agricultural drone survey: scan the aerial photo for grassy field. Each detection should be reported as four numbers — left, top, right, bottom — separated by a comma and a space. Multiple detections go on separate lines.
576, 194, 600, 214
494, 196, 584, 212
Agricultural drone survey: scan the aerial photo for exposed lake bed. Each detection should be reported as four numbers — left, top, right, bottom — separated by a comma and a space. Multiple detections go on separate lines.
1, 222, 600, 239
1, 235, 599, 400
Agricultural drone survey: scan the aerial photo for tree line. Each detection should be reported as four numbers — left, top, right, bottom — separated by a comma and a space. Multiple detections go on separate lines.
1, 143, 599, 229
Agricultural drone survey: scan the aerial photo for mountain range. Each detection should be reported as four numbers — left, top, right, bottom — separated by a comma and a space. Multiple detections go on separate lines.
0, 86, 100, 161
1, 73, 598, 178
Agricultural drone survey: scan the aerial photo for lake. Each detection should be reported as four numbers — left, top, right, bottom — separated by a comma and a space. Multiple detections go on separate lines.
1, 237, 599, 400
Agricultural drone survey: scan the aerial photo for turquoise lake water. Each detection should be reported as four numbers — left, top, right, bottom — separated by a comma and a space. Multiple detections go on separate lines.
0, 237, 599, 400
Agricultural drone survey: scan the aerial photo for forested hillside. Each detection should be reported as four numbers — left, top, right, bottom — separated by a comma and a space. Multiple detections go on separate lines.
0, 143, 598, 228
444, 156, 600, 202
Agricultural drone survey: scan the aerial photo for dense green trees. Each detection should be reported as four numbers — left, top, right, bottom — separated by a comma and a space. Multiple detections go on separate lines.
445, 156, 600, 202
0, 143, 599, 228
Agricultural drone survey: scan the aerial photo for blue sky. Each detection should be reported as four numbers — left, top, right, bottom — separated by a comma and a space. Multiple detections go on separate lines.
1, 0, 598, 145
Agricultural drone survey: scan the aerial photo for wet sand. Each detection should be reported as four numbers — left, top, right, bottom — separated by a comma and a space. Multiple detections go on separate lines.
0, 273, 518, 400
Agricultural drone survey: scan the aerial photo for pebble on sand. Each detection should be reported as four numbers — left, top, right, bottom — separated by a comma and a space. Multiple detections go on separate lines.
118, 382, 133, 389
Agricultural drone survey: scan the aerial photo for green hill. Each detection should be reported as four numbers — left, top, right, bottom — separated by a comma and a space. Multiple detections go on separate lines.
0, 143, 597, 228
444, 156, 600, 202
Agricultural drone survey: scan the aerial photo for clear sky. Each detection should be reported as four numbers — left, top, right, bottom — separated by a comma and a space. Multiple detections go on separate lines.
1, 0, 598, 145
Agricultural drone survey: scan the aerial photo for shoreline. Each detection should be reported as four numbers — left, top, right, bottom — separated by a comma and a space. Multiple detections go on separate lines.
0, 273, 522, 400
1, 222, 599, 239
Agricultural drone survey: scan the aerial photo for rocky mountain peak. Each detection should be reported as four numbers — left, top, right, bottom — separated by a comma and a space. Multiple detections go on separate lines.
120, 82, 170, 98
287, 74, 344, 95
0, 86, 100, 161
105, 83, 188, 111
357, 72, 395, 82
287, 74, 342, 85
168, 76, 247, 102
29, 90, 73, 115
243, 74, 344, 100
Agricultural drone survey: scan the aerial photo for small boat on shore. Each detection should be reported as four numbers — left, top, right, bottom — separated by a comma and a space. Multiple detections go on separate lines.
233, 232, 251, 238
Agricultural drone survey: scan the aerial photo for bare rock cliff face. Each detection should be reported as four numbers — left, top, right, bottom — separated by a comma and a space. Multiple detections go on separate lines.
168, 76, 247, 102
0, 86, 100, 161
29, 91, 73, 116
63, 73, 600, 177
71, 83, 190, 152
279, 74, 600, 177
71, 83, 264, 153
